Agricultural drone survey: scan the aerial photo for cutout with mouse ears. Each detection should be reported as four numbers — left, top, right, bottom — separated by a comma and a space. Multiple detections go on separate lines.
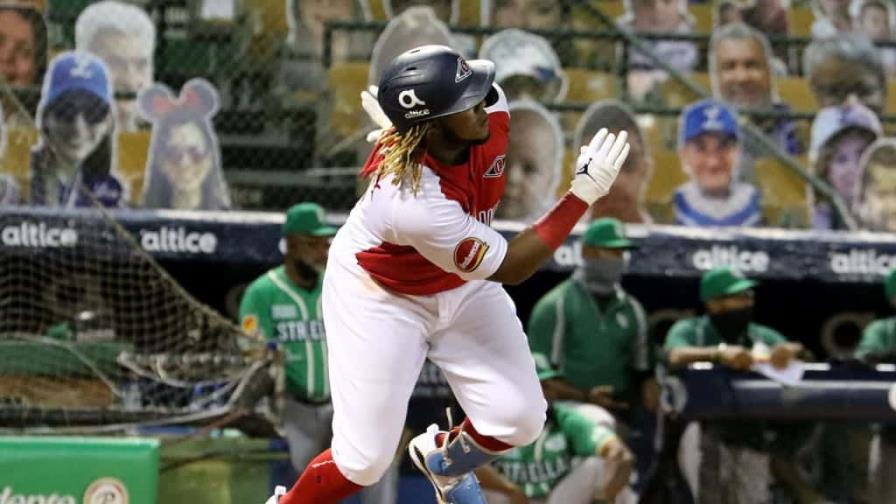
138, 78, 231, 211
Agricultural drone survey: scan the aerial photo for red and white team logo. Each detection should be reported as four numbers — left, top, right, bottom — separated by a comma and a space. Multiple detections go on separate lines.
454, 237, 489, 273
483, 155, 506, 178
83, 477, 129, 504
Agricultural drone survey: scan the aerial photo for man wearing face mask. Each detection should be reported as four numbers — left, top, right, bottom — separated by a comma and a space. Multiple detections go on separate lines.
664, 267, 803, 503
239, 202, 397, 504
528, 218, 654, 421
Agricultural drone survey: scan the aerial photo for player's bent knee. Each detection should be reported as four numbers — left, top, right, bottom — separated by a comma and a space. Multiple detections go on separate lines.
502, 400, 547, 446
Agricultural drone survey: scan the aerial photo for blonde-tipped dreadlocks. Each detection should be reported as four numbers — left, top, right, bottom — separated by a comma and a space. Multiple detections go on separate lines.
374, 122, 431, 193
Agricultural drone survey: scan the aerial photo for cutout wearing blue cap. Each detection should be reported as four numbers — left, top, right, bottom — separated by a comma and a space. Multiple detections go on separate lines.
678, 99, 739, 147
39, 51, 113, 110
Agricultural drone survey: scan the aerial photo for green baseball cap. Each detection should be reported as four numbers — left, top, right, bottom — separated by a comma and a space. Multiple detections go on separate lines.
533, 352, 562, 381
885, 268, 896, 302
582, 218, 635, 249
282, 202, 338, 237
699, 267, 757, 302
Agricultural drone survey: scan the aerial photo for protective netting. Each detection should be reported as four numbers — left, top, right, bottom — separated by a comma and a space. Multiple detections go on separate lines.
0, 203, 274, 430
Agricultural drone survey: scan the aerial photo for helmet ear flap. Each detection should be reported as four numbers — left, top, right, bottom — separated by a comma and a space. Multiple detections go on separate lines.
484, 85, 499, 107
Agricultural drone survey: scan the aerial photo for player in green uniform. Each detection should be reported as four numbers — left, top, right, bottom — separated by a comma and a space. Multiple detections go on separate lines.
857, 267, 896, 503
239, 202, 396, 503
477, 353, 634, 504
663, 266, 803, 504
527, 218, 655, 415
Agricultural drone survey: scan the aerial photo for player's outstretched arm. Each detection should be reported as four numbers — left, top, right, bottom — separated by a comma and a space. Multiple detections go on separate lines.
489, 128, 630, 285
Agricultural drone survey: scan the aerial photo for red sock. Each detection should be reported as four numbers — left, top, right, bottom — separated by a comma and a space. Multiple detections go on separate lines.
435, 419, 513, 452
461, 418, 513, 451
281, 449, 363, 504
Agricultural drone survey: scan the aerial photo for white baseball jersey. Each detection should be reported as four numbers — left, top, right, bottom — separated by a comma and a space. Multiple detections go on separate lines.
319, 84, 546, 487
334, 86, 511, 295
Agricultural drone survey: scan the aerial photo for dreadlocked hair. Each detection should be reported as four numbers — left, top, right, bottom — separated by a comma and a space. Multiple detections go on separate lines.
374, 122, 431, 193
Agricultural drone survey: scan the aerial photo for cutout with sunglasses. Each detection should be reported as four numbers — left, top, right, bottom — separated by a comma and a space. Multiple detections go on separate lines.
31, 51, 124, 208
138, 78, 230, 211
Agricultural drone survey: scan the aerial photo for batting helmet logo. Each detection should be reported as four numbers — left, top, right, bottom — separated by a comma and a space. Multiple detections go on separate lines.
455, 56, 472, 83
454, 237, 489, 273
398, 89, 426, 109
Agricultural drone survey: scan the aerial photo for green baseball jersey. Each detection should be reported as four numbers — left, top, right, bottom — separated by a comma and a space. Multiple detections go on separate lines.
494, 403, 617, 498
528, 280, 651, 396
857, 318, 896, 441
663, 316, 787, 351
239, 266, 328, 402
857, 317, 896, 358
664, 315, 788, 450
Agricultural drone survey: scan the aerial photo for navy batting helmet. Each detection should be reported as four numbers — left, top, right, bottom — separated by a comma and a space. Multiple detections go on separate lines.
377, 45, 497, 132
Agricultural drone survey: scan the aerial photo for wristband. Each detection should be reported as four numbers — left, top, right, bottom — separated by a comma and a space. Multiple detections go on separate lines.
532, 193, 589, 250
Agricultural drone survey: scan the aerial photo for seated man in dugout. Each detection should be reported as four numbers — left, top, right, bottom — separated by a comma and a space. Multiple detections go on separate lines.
477, 353, 635, 504
664, 266, 804, 504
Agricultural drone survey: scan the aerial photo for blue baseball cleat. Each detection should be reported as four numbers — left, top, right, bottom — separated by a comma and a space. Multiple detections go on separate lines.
408, 425, 487, 504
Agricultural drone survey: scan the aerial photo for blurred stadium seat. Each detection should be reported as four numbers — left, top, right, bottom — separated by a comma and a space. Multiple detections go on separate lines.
116, 131, 152, 205
789, 5, 815, 37
0, 127, 38, 200
659, 72, 711, 107
593, 0, 625, 19
689, 3, 713, 34
644, 148, 687, 223
777, 77, 818, 113
754, 156, 811, 227
564, 68, 620, 103
327, 61, 370, 138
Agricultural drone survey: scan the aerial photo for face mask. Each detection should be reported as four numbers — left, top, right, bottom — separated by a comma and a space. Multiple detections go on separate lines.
291, 257, 319, 281
709, 306, 754, 341
574, 256, 627, 295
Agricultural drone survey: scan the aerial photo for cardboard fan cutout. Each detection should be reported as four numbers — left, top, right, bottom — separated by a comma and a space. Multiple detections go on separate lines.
138, 78, 231, 211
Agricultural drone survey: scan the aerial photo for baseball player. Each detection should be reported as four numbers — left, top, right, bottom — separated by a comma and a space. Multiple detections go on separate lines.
477, 353, 634, 504
267, 44, 630, 504
241, 203, 397, 503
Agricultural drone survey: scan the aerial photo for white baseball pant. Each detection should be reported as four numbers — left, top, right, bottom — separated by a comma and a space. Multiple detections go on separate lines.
282, 398, 398, 503
321, 256, 547, 486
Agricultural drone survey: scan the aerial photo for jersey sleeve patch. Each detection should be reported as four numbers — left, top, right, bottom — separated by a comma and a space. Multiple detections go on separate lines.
241, 314, 259, 335
454, 237, 490, 273
483, 154, 506, 178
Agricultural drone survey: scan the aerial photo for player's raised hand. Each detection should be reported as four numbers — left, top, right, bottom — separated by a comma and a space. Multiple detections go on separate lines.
360, 85, 394, 143
570, 128, 630, 205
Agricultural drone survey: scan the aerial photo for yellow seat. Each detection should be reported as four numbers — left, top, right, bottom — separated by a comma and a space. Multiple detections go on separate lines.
243, 0, 289, 62
776, 76, 818, 113
373, 0, 480, 23
689, 3, 713, 34
790, 6, 815, 38
327, 61, 371, 138
564, 69, 620, 103
116, 131, 151, 205
643, 148, 687, 224
659, 72, 711, 108
458, 0, 481, 25
593, 0, 625, 19
755, 157, 811, 228
0, 127, 38, 201
886, 81, 896, 115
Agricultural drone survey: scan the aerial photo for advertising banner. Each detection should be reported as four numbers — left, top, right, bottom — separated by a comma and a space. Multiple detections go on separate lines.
3, 207, 896, 283
0, 436, 159, 504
